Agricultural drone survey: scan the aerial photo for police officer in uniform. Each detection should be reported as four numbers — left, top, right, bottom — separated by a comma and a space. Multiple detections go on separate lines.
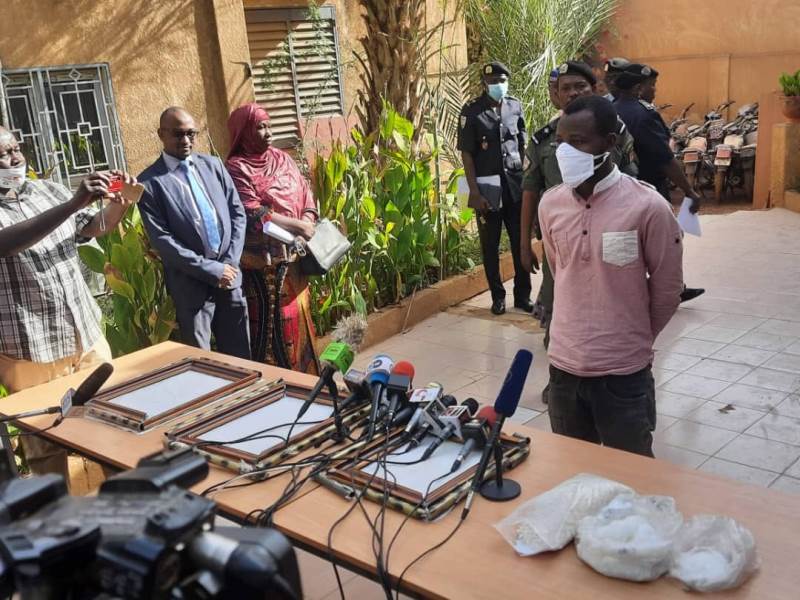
614, 63, 705, 303
520, 61, 639, 404
603, 57, 632, 102
458, 61, 532, 315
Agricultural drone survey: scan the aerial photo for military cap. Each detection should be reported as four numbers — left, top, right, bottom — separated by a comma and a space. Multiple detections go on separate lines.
604, 57, 631, 73
614, 63, 653, 89
483, 61, 510, 77
556, 61, 597, 85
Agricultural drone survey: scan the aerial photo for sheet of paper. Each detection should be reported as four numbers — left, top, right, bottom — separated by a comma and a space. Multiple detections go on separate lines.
677, 196, 702, 236
476, 175, 501, 187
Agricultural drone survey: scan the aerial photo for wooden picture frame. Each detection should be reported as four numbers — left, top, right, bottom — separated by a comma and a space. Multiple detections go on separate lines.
321, 430, 531, 520
166, 381, 372, 476
86, 357, 260, 431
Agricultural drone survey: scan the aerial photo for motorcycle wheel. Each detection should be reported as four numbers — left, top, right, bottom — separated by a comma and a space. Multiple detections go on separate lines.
714, 169, 725, 204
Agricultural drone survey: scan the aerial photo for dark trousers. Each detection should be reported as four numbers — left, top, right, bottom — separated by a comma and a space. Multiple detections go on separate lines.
547, 365, 656, 457
476, 199, 531, 303
176, 286, 252, 360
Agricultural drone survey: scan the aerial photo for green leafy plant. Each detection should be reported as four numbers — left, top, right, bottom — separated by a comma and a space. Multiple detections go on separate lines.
779, 70, 800, 96
310, 103, 475, 334
78, 207, 176, 357
464, 0, 618, 130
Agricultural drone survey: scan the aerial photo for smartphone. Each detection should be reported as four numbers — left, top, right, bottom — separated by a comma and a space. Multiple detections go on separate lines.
107, 174, 123, 193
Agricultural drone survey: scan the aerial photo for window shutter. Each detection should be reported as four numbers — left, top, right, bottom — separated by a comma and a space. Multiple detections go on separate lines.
245, 8, 344, 148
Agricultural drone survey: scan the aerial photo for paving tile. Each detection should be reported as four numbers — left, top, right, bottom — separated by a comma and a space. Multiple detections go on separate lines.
769, 476, 800, 494
297, 549, 355, 600
655, 414, 678, 434
707, 314, 766, 331
655, 391, 707, 418
660, 373, 730, 399
524, 412, 552, 432
711, 384, 788, 412
773, 395, 800, 419
738, 367, 800, 393
746, 413, 800, 446
685, 325, 749, 344
663, 338, 726, 358
755, 318, 800, 338
762, 353, 800, 374
509, 406, 540, 424
698, 458, 778, 488
653, 351, 702, 372
652, 367, 679, 387
786, 458, 800, 479
660, 420, 739, 455
686, 358, 752, 383
684, 401, 766, 433
733, 331, 797, 352
715, 434, 800, 472
710, 344, 776, 367
784, 340, 800, 356
652, 442, 709, 469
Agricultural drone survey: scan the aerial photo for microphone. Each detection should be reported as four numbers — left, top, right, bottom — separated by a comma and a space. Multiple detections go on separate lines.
407, 394, 457, 448
339, 368, 369, 410
384, 361, 415, 423
462, 350, 532, 518
296, 315, 367, 419
420, 398, 478, 460
1, 363, 115, 427
450, 406, 497, 473
363, 354, 395, 442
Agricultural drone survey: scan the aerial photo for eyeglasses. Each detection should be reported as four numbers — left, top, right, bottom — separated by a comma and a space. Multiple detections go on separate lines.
165, 129, 199, 140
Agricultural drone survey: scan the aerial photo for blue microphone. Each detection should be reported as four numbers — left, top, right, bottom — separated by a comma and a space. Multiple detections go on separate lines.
364, 354, 395, 442
462, 350, 532, 518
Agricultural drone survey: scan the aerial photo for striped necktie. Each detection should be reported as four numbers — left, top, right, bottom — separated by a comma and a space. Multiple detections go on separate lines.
179, 159, 221, 253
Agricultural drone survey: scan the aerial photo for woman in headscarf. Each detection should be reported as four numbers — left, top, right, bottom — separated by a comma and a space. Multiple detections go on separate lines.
226, 103, 320, 375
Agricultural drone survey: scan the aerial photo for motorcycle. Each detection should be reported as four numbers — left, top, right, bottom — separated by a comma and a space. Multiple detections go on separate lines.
712, 103, 759, 202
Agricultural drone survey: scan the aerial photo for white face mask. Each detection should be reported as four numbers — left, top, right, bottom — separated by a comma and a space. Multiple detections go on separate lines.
555, 143, 610, 188
0, 164, 27, 190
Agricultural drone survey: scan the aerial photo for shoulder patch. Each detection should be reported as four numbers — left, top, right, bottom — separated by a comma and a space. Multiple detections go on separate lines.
531, 118, 558, 145
638, 99, 655, 111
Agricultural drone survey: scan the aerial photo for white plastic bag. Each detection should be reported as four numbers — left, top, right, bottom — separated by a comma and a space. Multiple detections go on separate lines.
576, 493, 684, 582
669, 515, 759, 592
494, 473, 633, 556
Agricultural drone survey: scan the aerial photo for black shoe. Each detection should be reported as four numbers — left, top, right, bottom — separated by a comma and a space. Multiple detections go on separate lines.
514, 298, 534, 313
680, 287, 705, 303
491, 299, 506, 315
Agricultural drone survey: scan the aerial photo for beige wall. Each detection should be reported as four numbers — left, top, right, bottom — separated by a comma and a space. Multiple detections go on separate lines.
1, 1, 465, 173
0, 0, 253, 174
600, 0, 800, 123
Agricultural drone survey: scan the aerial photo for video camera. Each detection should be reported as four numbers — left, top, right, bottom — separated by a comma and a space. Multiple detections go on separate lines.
0, 448, 301, 599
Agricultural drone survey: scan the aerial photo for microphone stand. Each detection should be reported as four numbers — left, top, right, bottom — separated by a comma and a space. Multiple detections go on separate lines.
478, 416, 520, 502
0, 406, 61, 423
325, 379, 348, 443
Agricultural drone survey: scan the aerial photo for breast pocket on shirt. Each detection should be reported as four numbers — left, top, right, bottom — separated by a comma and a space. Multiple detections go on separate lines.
601, 230, 639, 268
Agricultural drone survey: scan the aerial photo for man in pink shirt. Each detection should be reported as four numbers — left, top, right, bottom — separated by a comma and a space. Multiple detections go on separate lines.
538, 95, 683, 456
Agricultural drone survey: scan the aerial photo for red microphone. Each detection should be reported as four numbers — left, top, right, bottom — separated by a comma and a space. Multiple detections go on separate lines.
385, 361, 415, 423
450, 406, 496, 472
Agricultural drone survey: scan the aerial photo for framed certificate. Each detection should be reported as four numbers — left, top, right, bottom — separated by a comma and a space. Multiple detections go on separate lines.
86, 357, 260, 431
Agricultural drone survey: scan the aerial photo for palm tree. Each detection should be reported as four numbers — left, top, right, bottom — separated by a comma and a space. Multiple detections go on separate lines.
464, 0, 618, 130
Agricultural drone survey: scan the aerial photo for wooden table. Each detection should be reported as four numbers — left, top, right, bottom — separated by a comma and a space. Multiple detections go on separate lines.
5, 342, 800, 598
0, 341, 324, 520
276, 426, 800, 599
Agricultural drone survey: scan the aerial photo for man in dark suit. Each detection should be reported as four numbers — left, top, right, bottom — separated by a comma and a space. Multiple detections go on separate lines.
138, 107, 250, 359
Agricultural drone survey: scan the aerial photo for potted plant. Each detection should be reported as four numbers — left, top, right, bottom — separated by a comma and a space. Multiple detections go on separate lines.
779, 70, 800, 122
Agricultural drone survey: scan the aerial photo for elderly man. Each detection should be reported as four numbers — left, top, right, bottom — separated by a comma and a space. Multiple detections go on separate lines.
138, 107, 250, 358
0, 126, 136, 477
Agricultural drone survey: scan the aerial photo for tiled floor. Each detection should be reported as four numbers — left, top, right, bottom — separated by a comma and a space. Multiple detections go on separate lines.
302, 208, 800, 599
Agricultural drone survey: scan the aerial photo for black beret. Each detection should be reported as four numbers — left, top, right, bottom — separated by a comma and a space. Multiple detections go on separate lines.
604, 57, 631, 73
615, 63, 657, 89
556, 61, 597, 86
483, 61, 510, 77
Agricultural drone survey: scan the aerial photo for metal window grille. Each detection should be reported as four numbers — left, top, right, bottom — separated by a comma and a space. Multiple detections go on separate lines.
245, 6, 345, 148
0, 63, 126, 190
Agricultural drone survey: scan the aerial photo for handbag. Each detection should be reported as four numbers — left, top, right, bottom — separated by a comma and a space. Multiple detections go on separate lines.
298, 218, 351, 275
